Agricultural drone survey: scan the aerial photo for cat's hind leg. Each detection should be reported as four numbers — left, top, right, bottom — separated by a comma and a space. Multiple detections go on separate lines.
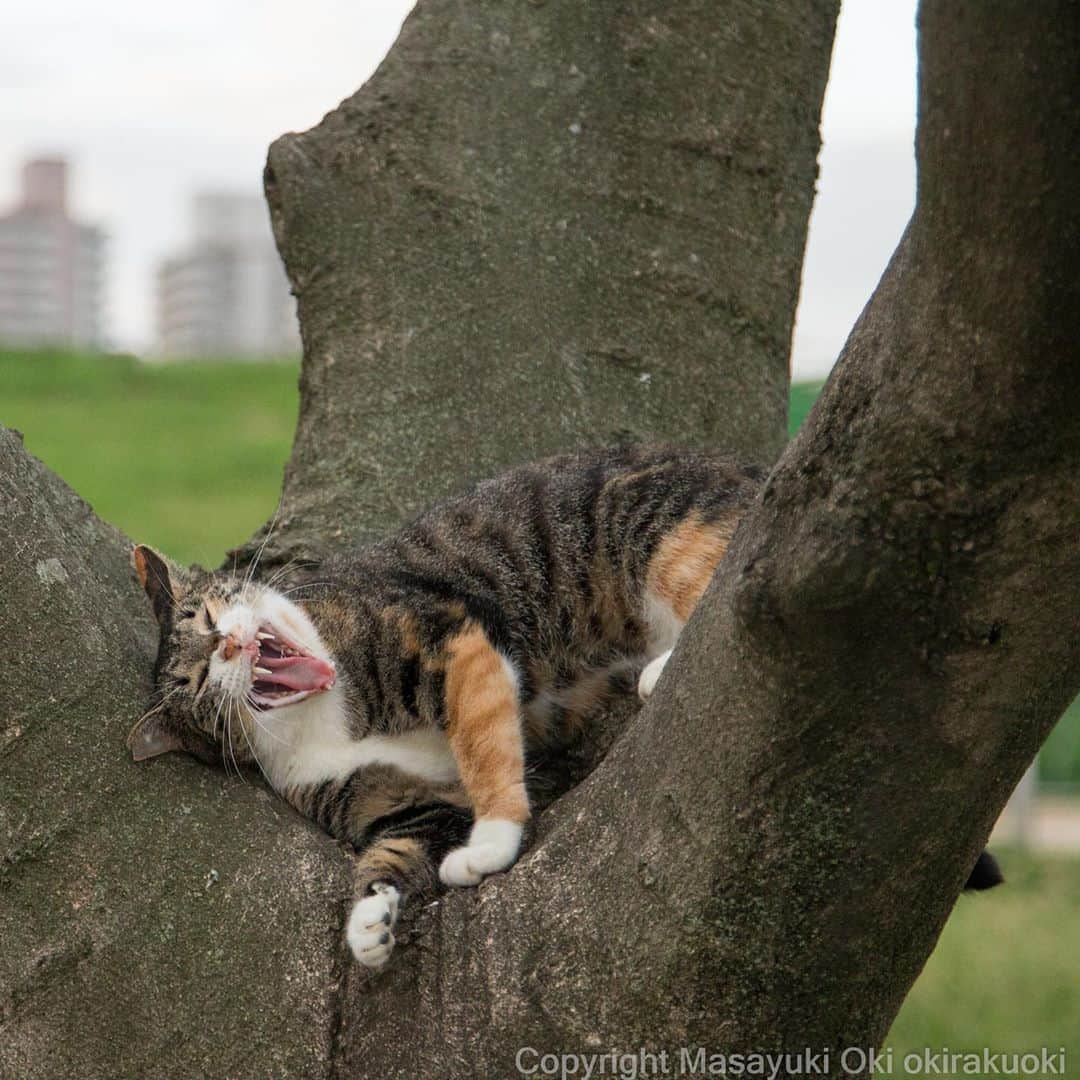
347, 803, 472, 967
439, 623, 529, 887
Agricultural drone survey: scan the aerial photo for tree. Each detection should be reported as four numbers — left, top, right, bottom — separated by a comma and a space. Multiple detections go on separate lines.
1, 2, 1076, 1077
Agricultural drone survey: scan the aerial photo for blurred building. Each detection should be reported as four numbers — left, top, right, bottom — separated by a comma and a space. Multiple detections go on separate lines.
0, 158, 106, 349
156, 192, 299, 358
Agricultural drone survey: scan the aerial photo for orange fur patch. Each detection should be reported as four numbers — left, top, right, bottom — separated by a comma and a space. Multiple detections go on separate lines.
444, 624, 529, 823
352, 836, 426, 897
646, 513, 733, 622
359, 837, 423, 880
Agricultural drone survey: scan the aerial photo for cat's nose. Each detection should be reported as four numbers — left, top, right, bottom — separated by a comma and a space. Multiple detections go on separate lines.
218, 630, 258, 663
220, 634, 257, 662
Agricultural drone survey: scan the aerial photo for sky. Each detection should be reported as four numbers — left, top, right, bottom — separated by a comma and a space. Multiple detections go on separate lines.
0, 0, 917, 378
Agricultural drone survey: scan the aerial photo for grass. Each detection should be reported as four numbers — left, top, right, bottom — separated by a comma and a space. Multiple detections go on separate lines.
0, 348, 299, 567
884, 848, 1080, 1067
1042, 698, 1080, 790
788, 378, 826, 437
2, 349, 1077, 1058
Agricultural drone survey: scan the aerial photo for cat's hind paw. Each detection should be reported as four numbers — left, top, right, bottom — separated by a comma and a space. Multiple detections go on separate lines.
637, 649, 672, 701
347, 882, 399, 968
439, 819, 523, 887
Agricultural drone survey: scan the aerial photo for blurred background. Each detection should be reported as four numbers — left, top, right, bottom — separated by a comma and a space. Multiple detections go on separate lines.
1, 0, 1076, 1063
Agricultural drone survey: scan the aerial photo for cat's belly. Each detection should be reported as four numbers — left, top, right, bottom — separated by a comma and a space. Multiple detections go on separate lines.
293, 727, 460, 787
261, 686, 460, 788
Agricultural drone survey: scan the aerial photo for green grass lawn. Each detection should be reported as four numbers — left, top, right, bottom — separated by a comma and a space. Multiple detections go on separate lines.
1, 348, 299, 567
2, 349, 1078, 1057
885, 848, 1080, 1068
788, 378, 826, 437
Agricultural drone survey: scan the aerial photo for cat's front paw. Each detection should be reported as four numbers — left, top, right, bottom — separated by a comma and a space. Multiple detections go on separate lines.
439, 818, 523, 887
637, 649, 672, 701
347, 882, 399, 968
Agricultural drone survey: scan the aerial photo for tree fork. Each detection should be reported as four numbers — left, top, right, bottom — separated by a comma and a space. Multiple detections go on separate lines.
0, 3, 837, 1077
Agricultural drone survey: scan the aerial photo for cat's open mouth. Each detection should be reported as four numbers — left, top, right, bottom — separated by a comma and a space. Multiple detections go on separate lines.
248, 623, 336, 709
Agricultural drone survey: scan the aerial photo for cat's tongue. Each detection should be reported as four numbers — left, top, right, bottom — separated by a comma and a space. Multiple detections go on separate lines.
259, 653, 336, 692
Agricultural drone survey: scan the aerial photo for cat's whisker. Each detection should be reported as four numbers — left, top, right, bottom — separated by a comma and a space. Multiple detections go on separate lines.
276, 581, 331, 598
226, 701, 244, 782
244, 697, 288, 745
238, 703, 274, 789
253, 719, 286, 747
240, 499, 284, 600
262, 556, 315, 591
137, 682, 186, 724
211, 691, 228, 745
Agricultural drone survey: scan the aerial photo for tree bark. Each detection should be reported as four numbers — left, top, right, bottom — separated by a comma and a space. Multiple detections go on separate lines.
0, 428, 350, 1078
251, 0, 836, 564
0, 3, 836, 1078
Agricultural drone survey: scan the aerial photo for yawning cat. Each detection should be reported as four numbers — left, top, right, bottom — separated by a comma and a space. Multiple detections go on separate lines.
128, 444, 1000, 967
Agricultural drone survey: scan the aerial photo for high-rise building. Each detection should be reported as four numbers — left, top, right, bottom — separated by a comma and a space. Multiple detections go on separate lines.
156, 192, 299, 358
0, 158, 106, 349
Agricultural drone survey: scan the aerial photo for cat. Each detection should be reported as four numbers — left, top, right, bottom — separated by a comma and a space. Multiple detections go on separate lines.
127, 444, 1001, 968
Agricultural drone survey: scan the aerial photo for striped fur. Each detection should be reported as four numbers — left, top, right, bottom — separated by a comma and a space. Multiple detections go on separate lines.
131, 445, 764, 964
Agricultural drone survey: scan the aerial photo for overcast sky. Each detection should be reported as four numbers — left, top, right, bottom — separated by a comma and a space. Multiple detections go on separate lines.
0, 1, 917, 378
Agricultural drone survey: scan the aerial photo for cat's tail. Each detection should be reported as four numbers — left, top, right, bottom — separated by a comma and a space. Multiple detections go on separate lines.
964, 848, 1004, 891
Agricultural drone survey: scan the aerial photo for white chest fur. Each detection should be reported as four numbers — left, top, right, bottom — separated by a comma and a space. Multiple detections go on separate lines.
251, 684, 459, 791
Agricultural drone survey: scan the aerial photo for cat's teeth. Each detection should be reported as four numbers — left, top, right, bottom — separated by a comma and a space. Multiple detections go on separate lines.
256, 632, 275, 641
254, 666, 272, 676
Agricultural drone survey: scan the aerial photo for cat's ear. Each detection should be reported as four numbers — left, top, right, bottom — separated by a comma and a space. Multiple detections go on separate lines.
127, 711, 185, 761
132, 544, 180, 623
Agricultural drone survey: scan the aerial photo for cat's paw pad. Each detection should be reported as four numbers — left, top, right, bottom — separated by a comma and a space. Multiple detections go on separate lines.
347, 883, 399, 968
439, 819, 523, 888
637, 649, 672, 701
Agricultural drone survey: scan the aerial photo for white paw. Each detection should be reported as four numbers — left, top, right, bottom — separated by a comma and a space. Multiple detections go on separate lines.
439, 818, 523, 887
346, 883, 400, 968
637, 649, 672, 700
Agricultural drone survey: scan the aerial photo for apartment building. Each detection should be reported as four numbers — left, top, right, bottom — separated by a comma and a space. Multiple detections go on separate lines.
0, 158, 106, 349
156, 192, 299, 358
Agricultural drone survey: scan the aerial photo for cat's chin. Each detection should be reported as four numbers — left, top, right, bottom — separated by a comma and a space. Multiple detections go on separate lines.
248, 618, 336, 709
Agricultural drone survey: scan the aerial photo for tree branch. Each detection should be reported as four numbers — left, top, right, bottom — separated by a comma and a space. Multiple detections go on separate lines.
0, 428, 351, 1077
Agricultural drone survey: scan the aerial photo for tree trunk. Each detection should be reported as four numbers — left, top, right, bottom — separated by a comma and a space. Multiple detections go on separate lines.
251, 0, 836, 563
0, 2, 836, 1077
